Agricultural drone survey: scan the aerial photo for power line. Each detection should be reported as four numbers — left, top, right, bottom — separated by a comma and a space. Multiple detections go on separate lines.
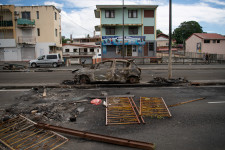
61, 13, 93, 33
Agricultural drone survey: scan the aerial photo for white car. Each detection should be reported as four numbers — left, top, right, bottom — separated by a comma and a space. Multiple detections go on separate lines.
29, 53, 63, 68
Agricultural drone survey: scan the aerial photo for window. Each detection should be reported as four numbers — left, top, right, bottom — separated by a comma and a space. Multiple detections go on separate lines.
65, 49, 69, 52
55, 29, 57, 37
97, 61, 112, 69
84, 48, 87, 52
47, 55, 57, 59
22, 12, 30, 20
0, 16, 3, 21
90, 48, 94, 52
149, 43, 154, 51
213, 40, 216, 43
36, 11, 39, 19
37, 28, 40, 36
204, 40, 210, 43
144, 26, 154, 34
73, 49, 77, 52
217, 40, 220, 43
106, 27, 115, 35
128, 10, 137, 18
116, 61, 129, 69
129, 26, 138, 35
55, 12, 57, 20
144, 10, 154, 18
105, 10, 115, 18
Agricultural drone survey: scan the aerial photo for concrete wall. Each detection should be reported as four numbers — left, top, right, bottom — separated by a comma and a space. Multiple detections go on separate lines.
186, 35, 202, 53
202, 40, 225, 54
35, 42, 55, 58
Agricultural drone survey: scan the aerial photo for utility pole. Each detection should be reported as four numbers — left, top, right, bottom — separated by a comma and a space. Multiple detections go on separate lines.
168, 0, 172, 79
122, 0, 125, 59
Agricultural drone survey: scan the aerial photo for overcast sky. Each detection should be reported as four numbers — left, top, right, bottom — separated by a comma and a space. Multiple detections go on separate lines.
2, 0, 225, 38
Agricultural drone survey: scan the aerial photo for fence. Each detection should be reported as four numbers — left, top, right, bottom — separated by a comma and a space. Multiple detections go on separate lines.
156, 51, 225, 64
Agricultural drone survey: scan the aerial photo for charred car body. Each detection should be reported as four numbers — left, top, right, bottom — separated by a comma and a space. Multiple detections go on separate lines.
72, 59, 141, 84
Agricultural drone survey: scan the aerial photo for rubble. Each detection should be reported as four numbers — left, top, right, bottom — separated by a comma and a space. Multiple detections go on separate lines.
1, 63, 27, 70
0, 88, 90, 124
148, 77, 188, 85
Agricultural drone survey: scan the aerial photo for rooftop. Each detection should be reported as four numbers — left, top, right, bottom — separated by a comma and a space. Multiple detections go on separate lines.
96, 5, 158, 9
193, 33, 225, 40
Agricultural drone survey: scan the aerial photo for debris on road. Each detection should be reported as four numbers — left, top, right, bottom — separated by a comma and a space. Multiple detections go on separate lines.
149, 77, 188, 85
62, 80, 75, 85
35, 123, 155, 150
91, 98, 102, 105
106, 96, 141, 125
140, 97, 172, 118
1, 63, 27, 70
168, 97, 206, 107
0, 115, 68, 150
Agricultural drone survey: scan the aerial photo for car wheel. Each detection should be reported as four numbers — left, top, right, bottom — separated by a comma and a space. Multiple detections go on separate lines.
128, 76, 139, 84
52, 63, 58, 68
79, 76, 89, 84
31, 63, 37, 68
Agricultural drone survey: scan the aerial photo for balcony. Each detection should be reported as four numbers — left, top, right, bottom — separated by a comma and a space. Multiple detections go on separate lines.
17, 19, 35, 28
64, 52, 96, 56
18, 36, 36, 44
0, 21, 13, 27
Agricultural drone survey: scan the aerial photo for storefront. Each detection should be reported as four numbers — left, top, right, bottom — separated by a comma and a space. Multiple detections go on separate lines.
101, 36, 145, 58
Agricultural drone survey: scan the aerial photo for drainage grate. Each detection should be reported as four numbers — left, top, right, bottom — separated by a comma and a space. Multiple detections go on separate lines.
0, 115, 68, 150
140, 97, 172, 118
106, 96, 141, 125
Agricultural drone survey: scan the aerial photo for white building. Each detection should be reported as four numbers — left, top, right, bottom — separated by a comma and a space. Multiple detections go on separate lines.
63, 43, 101, 64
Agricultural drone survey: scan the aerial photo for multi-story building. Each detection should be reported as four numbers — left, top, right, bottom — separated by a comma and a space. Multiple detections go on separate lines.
94, 5, 158, 62
0, 5, 62, 61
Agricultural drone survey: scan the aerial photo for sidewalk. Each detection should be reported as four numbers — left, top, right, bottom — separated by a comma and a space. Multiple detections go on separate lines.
0, 79, 225, 89
1, 63, 225, 72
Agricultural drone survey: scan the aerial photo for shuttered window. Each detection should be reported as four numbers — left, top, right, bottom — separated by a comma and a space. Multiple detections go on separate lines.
144, 10, 154, 18
144, 26, 154, 34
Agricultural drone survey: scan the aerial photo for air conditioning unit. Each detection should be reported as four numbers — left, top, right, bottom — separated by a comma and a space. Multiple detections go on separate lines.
14, 11, 19, 15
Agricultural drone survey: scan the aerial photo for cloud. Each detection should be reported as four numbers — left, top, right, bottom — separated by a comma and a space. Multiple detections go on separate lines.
201, 0, 225, 6
59, 0, 225, 38
44, 1, 64, 9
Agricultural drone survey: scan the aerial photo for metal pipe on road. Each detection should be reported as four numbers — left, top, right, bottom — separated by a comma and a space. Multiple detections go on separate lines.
35, 123, 155, 150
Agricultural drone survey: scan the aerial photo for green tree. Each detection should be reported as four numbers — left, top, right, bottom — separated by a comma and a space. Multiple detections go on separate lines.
62, 37, 71, 44
156, 29, 163, 36
173, 21, 203, 44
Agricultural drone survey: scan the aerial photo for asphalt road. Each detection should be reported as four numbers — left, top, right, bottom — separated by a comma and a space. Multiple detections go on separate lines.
0, 69, 225, 84
0, 86, 225, 150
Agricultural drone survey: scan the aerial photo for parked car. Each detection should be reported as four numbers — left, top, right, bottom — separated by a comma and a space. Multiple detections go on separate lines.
29, 53, 63, 68
72, 59, 141, 84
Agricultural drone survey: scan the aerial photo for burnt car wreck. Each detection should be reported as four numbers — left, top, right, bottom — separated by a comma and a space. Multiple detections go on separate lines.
72, 59, 141, 84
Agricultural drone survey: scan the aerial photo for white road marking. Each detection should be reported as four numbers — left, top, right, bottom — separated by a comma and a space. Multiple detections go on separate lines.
208, 101, 225, 104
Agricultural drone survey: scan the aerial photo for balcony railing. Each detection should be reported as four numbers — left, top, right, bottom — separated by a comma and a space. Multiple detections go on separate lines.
64, 52, 96, 56
17, 19, 35, 28
0, 21, 13, 27
18, 36, 36, 44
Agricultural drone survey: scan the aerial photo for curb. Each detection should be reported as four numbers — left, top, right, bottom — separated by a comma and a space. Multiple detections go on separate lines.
0, 81, 225, 89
